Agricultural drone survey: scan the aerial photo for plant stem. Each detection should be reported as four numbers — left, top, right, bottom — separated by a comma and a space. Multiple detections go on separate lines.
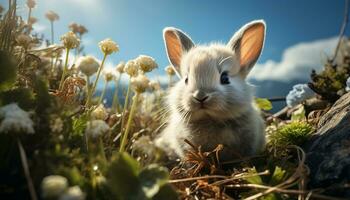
168, 75, 172, 88
17, 139, 38, 200
98, 80, 108, 105
86, 53, 107, 107
50, 21, 54, 45
58, 48, 70, 90
112, 76, 121, 112
27, 8, 32, 33
85, 76, 91, 108
120, 78, 131, 137
119, 92, 139, 152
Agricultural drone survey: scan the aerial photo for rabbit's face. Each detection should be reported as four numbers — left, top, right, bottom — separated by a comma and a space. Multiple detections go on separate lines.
163, 20, 266, 122
172, 45, 252, 121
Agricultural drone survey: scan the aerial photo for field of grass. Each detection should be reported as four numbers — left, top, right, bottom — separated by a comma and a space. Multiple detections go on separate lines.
0, 1, 349, 200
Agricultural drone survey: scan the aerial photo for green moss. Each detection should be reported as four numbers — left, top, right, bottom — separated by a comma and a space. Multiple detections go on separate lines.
268, 121, 314, 148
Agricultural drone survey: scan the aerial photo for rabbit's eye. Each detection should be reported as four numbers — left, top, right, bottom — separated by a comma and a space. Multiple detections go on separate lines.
185, 77, 188, 84
220, 72, 230, 85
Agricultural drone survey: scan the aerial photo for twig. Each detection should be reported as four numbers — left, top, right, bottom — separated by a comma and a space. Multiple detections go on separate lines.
169, 175, 229, 183
17, 139, 38, 200
330, 0, 349, 64
267, 97, 286, 102
226, 184, 348, 200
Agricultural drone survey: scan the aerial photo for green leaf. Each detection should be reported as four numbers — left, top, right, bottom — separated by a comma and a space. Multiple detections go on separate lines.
255, 98, 273, 111
269, 166, 286, 186
107, 152, 146, 200
244, 167, 263, 184
139, 164, 169, 198
0, 51, 17, 92
72, 114, 88, 137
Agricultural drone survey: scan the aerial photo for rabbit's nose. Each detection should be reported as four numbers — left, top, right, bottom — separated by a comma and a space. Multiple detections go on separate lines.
192, 90, 209, 103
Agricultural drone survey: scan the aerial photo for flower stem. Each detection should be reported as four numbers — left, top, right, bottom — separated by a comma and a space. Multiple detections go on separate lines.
86, 53, 107, 107
50, 21, 54, 45
85, 76, 91, 108
17, 139, 38, 200
98, 80, 108, 105
120, 92, 139, 152
120, 78, 131, 136
58, 48, 70, 91
168, 75, 172, 88
112, 77, 121, 112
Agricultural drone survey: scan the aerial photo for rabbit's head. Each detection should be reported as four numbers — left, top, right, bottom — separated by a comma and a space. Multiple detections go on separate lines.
163, 20, 266, 122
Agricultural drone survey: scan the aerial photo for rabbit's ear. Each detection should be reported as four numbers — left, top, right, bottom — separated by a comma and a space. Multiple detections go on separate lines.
163, 27, 194, 76
227, 20, 266, 77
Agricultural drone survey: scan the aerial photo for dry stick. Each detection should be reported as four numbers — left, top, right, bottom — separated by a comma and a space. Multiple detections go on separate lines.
226, 184, 347, 200
17, 139, 38, 200
330, 0, 350, 64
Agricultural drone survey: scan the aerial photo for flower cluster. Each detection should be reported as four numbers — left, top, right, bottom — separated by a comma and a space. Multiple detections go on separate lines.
85, 120, 109, 138
26, 0, 36, 9
286, 84, 315, 107
165, 65, 176, 76
116, 61, 125, 74
131, 74, 150, 93
135, 55, 158, 73
60, 31, 80, 49
41, 175, 68, 198
124, 60, 139, 77
0, 103, 34, 134
99, 38, 119, 55
91, 104, 108, 120
45, 10, 59, 21
77, 56, 100, 76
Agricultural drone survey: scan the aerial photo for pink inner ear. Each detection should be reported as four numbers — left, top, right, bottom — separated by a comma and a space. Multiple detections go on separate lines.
164, 31, 182, 71
239, 24, 265, 68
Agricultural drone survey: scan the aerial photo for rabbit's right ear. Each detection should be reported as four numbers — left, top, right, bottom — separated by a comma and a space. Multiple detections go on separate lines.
163, 27, 194, 75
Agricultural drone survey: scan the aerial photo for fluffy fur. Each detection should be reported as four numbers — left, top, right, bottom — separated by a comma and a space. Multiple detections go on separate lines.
156, 20, 266, 161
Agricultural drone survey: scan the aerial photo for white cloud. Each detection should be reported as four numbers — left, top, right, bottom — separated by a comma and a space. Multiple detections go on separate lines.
32, 23, 47, 33
248, 37, 338, 82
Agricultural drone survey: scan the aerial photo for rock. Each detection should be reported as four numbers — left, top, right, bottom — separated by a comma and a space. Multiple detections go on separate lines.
305, 92, 350, 197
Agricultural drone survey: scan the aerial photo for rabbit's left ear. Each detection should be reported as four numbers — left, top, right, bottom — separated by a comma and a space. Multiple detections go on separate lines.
227, 20, 266, 76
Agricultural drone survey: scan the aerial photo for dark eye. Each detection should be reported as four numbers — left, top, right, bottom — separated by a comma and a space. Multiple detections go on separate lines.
220, 72, 230, 84
185, 76, 188, 84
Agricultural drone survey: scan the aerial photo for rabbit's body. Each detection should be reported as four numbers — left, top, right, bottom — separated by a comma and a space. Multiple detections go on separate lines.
156, 20, 267, 161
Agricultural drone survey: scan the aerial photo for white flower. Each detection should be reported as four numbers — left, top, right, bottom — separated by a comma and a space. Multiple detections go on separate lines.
59, 186, 85, 200
124, 60, 139, 77
91, 104, 108, 120
85, 120, 109, 138
346, 77, 350, 92
286, 84, 315, 107
135, 55, 158, 73
41, 175, 68, 198
77, 56, 100, 77
50, 117, 63, 133
103, 69, 116, 82
0, 103, 34, 134
45, 10, 59, 22
116, 61, 125, 74
131, 74, 150, 93
149, 80, 161, 91
165, 65, 176, 76
60, 31, 80, 49
26, 0, 36, 8
98, 38, 119, 55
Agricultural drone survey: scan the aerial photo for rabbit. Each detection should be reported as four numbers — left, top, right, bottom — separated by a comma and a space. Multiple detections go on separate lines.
155, 20, 266, 162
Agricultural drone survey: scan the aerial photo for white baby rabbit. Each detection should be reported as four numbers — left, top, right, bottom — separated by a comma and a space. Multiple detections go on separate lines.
156, 20, 266, 161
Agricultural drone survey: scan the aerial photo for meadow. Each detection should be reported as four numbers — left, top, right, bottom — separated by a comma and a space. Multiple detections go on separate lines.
0, 1, 350, 200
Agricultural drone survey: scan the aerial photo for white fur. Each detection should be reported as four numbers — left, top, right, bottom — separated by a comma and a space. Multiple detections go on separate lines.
156, 21, 266, 161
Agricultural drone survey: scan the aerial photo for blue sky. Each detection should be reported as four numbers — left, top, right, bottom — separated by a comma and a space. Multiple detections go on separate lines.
4, 0, 346, 85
